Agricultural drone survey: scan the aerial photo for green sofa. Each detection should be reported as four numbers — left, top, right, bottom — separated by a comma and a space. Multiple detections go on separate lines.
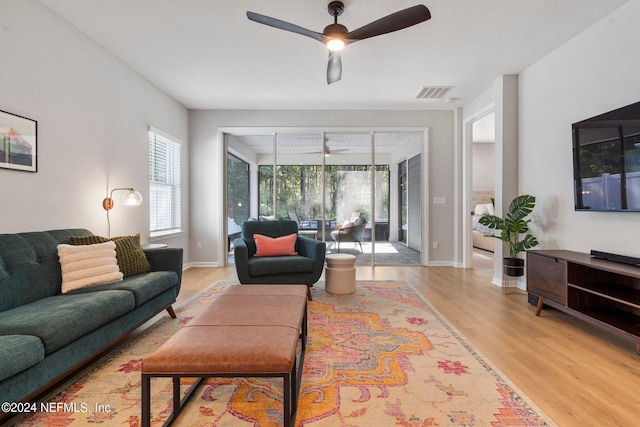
233, 220, 326, 290
0, 229, 183, 412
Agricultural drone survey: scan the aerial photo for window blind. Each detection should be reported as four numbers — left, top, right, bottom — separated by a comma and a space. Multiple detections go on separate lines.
149, 127, 182, 237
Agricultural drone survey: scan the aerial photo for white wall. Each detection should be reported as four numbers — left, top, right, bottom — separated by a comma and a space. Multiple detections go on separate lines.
520, 0, 640, 256
472, 143, 495, 188
189, 110, 454, 265
0, 0, 189, 258
472, 112, 495, 188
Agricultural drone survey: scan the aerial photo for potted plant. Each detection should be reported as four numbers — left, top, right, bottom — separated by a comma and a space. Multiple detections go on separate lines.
479, 194, 539, 276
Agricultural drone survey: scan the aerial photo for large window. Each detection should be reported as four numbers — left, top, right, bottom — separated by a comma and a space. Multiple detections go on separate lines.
225, 130, 424, 265
257, 164, 388, 221
258, 164, 324, 220
149, 127, 181, 237
257, 164, 389, 243
227, 153, 250, 224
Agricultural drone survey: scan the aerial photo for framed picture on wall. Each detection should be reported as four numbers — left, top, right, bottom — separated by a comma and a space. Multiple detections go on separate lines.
0, 109, 37, 172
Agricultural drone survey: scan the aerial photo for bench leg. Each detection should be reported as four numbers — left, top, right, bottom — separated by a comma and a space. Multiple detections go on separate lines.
292, 306, 307, 424
172, 377, 181, 415
301, 307, 307, 353
142, 375, 204, 427
296, 325, 306, 416
142, 374, 151, 427
284, 371, 292, 427
166, 305, 177, 318
292, 357, 301, 416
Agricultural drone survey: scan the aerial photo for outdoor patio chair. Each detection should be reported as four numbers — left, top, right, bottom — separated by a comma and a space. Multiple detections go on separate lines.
331, 216, 367, 253
288, 212, 318, 239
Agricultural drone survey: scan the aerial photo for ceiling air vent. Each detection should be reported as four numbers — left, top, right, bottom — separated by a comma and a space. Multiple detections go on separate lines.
415, 86, 455, 100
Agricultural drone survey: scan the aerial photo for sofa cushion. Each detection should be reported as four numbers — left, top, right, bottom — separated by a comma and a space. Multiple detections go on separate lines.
68, 271, 178, 306
0, 233, 59, 311
0, 230, 95, 311
58, 241, 123, 293
0, 335, 45, 381
69, 234, 151, 278
0, 290, 135, 354
248, 255, 314, 277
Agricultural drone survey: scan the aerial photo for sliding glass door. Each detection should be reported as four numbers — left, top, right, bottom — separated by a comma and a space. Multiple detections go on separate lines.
225, 130, 423, 266
226, 152, 249, 257
324, 133, 373, 256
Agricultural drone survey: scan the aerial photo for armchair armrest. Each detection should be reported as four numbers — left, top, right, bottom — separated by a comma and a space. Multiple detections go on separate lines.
144, 248, 184, 292
298, 236, 327, 278
233, 238, 251, 283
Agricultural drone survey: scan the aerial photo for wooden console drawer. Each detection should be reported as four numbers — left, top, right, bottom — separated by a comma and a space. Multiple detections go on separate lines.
527, 252, 567, 305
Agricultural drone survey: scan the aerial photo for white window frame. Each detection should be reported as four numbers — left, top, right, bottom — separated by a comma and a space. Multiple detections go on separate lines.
149, 126, 182, 238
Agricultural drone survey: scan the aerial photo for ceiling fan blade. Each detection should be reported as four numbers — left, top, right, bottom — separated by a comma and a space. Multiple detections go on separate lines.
346, 5, 431, 42
327, 51, 342, 84
247, 11, 326, 43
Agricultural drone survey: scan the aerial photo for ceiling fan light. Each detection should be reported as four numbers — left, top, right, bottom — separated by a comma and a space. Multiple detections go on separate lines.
326, 37, 345, 51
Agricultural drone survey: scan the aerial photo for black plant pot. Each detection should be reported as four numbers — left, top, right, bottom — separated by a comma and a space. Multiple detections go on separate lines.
503, 257, 525, 277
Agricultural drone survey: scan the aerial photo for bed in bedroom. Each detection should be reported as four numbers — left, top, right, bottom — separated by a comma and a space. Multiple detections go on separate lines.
472, 189, 495, 252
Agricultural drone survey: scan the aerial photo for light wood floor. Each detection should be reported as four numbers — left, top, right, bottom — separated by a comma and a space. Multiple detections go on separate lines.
175, 264, 640, 427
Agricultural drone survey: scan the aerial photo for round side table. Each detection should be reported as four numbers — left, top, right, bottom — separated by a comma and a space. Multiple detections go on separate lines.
325, 253, 356, 294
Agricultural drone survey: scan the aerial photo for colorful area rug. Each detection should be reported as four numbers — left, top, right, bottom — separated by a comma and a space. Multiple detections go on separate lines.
11, 281, 555, 426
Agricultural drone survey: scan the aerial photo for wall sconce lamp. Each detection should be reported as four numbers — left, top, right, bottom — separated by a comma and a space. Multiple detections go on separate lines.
103, 187, 143, 237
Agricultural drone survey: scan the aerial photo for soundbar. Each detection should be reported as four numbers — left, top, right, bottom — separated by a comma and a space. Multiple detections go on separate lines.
590, 250, 640, 266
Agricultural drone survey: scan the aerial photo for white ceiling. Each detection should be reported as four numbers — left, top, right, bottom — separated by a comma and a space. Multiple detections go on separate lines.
229, 132, 422, 156
40, 0, 629, 110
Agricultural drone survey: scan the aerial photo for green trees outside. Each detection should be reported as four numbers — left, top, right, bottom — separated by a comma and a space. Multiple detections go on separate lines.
258, 164, 389, 222
227, 154, 391, 226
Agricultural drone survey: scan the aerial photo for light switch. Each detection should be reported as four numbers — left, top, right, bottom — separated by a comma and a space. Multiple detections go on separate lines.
433, 196, 446, 204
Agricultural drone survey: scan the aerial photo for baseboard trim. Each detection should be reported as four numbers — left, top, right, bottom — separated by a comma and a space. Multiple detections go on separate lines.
491, 276, 526, 291
428, 261, 455, 267
184, 262, 219, 269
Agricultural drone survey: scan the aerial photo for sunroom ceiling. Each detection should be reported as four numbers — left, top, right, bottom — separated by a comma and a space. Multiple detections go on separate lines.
229, 132, 422, 155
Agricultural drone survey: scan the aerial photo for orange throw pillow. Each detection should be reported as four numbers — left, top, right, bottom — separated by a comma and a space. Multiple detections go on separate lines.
254, 233, 298, 257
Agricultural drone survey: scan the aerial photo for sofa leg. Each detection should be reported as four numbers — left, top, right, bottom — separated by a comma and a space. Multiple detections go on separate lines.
166, 305, 177, 319
307, 287, 313, 301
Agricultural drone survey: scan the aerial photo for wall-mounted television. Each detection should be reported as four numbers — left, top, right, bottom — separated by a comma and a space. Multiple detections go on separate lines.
573, 101, 640, 211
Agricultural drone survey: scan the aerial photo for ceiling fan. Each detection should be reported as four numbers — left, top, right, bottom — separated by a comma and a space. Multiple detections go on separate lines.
303, 138, 350, 157
247, 1, 431, 84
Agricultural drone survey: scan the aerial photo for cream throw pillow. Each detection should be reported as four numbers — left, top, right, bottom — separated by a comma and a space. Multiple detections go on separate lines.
58, 241, 123, 293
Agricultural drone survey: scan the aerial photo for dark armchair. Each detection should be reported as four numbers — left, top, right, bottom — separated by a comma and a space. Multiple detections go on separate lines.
233, 220, 326, 298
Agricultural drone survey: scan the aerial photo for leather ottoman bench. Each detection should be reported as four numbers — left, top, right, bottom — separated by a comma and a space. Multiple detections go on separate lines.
141, 284, 308, 427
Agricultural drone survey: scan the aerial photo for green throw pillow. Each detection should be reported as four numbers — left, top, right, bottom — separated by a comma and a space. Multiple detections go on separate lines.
69, 233, 151, 278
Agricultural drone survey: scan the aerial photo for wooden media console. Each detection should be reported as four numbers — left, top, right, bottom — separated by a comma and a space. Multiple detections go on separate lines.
527, 249, 640, 353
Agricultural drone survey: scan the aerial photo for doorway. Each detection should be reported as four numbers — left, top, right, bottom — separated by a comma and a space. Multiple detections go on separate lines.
467, 111, 495, 270
224, 129, 426, 266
